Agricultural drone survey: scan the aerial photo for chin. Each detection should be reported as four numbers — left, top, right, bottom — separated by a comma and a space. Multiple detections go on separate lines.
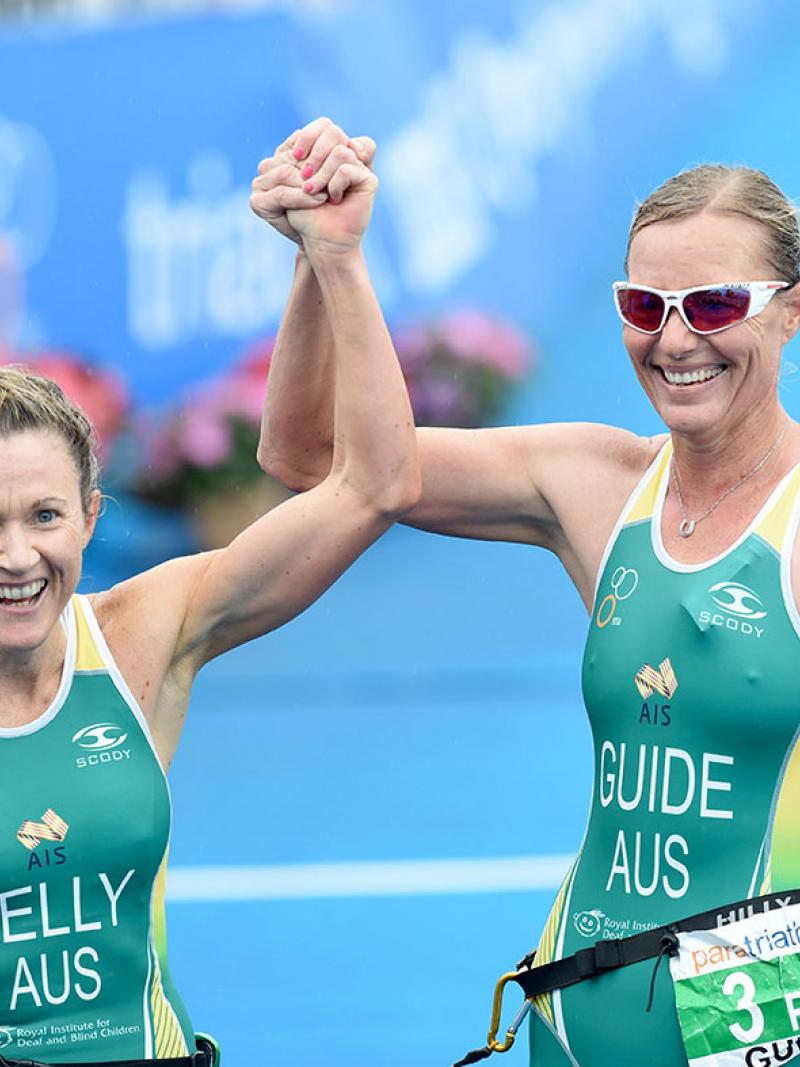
0, 602, 63, 655
645, 383, 735, 438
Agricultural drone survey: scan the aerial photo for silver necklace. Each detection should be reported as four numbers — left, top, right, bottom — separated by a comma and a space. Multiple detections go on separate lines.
671, 424, 789, 538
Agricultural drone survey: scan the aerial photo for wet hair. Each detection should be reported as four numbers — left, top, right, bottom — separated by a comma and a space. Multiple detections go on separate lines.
0, 365, 99, 513
625, 164, 800, 285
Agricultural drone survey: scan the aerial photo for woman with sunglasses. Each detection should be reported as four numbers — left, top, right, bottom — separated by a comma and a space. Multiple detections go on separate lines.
0, 130, 419, 1066
257, 119, 800, 1067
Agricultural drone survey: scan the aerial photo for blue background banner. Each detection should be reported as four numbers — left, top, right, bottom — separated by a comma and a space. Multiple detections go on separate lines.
2, 2, 800, 1064
2, 0, 800, 416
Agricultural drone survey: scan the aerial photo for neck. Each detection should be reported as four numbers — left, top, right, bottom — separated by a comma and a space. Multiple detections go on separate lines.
670, 402, 791, 494
0, 627, 66, 724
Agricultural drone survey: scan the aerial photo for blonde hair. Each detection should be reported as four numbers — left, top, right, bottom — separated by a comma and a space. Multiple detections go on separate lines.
0, 366, 99, 512
625, 164, 800, 284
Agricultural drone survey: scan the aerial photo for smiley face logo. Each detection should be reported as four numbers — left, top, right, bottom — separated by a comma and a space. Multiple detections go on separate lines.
573, 909, 604, 938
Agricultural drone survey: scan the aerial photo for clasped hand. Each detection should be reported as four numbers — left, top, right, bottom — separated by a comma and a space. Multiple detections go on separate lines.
250, 117, 377, 256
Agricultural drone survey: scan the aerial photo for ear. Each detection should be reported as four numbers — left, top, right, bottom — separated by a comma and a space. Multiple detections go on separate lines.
780, 283, 800, 344
81, 489, 102, 549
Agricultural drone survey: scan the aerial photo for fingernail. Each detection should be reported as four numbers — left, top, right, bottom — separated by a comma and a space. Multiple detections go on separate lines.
304, 181, 315, 193
293, 147, 304, 160
301, 164, 314, 179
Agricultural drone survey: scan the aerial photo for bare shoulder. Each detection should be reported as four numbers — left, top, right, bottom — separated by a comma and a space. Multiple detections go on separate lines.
525, 420, 664, 468
520, 421, 666, 531
529, 423, 667, 606
89, 552, 216, 723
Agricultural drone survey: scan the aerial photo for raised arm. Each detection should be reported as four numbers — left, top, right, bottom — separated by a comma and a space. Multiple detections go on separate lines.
255, 121, 654, 561
97, 128, 420, 730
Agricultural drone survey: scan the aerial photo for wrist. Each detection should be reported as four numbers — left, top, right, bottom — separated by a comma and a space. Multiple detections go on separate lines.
304, 243, 367, 281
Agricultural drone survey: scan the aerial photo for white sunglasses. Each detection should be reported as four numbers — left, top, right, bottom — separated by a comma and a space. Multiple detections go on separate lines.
612, 280, 789, 335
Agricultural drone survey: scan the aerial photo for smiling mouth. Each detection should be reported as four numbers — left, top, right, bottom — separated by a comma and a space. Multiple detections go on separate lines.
0, 579, 48, 609
660, 366, 728, 387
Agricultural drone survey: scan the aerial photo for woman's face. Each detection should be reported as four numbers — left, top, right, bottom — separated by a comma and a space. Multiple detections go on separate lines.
624, 211, 799, 441
0, 429, 98, 658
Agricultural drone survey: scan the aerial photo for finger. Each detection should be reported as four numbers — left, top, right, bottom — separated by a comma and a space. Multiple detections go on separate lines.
327, 162, 378, 206
348, 136, 377, 168
300, 122, 351, 179
251, 162, 305, 193
289, 116, 337, 162
250, 186, 328, 220
302, 143, 359, 196
276, 128, 301, 155
257, 155, 302, 179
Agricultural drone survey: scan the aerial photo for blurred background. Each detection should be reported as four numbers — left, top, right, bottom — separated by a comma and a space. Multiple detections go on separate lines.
2, 1, 800, 1063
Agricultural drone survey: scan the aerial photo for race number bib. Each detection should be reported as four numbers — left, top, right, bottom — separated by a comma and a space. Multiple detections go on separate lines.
669, 902, 800, 1066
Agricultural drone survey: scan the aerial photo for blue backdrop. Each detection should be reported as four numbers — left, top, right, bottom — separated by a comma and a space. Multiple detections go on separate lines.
3, 2, 800, 1065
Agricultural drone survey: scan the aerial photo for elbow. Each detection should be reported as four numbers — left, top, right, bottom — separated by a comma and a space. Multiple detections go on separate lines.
256, 444, 318, 494
366, 466, 422, 521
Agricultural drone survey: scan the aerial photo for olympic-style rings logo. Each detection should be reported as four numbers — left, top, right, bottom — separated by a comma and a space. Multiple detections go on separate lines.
596, 566, 639, 628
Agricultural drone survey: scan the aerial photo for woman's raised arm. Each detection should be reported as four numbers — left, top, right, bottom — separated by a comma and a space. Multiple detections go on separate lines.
255, 119, 651, 558
99, 126, 420, 709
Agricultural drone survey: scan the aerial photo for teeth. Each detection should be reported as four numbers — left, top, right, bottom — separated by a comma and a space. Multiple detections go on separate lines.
0, 579, 46, 601
663, 366, 726, 386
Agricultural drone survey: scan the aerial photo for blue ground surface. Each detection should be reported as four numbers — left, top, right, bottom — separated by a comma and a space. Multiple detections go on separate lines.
85, 518, 593, 1066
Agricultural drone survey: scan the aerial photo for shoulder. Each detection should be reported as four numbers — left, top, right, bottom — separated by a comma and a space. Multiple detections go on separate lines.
88, 551, 218, 679
528, 423, 667, 504
530, 425, 668, 602
526, 421, 665, 464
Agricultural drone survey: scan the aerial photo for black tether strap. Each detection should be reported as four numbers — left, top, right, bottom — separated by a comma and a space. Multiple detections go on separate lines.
513, 885, 798, 1000
452, 886, 799, 1067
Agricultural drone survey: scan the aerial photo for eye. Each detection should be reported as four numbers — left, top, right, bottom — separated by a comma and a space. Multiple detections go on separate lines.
36, 509, 58, 525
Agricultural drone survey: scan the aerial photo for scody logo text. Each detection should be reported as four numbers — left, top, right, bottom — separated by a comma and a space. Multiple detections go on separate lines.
72, 723, 131, 769
698, 581, 767, 638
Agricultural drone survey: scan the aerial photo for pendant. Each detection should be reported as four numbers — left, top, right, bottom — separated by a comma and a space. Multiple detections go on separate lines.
679, 519, 696, 538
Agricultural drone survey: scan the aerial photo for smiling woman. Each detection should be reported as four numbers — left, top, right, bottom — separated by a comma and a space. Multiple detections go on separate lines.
0, 118, 420, 1067
0, 372, 99, 670
255, 130, 800, 1067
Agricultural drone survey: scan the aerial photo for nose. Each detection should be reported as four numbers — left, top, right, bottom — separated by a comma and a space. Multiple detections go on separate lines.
657, 306, 700, 359
0, 521, 40, 574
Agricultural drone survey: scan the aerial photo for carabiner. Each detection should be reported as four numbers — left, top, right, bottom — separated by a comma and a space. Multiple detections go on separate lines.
487, 971, 532, 1053
452, 966, 536, 1066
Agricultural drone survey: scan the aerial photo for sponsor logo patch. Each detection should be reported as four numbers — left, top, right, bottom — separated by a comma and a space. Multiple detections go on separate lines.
634, 658, 678, 699
16, 808, 68, 852
708, 581, 767, 620
596, 566, 639, 628
72, 722, 128, 751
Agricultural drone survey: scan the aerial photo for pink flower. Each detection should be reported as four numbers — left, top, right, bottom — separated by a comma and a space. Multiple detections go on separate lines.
215, 374, 265, 423
392, 325, 431, 372
178, 408, 233, 469
141, 418, 180, 480
435, 310, 531, 378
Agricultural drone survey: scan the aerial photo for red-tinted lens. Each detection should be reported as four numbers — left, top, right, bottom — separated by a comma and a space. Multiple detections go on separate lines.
683, 286, 750, 333
617, 288, 665, 332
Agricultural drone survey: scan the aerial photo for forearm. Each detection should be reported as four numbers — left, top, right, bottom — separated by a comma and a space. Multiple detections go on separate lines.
308, 246, 419, 516
258, 252, 336, 489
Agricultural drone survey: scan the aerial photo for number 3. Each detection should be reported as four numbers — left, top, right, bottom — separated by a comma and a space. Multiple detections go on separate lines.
722, 971, 765, 1044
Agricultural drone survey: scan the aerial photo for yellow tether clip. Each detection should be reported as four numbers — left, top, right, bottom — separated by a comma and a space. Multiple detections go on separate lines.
487, 970, 532, 1053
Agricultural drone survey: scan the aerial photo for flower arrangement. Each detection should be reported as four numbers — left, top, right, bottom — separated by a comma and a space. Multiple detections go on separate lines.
133, 341, 272, 508
393, 309, 532, 427
0, 348, 128, 460
133, 308, 533, 509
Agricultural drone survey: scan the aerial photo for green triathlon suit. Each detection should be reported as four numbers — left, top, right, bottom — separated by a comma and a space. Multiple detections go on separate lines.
529, 442, 800, 1066
0, 594, 195, 1063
